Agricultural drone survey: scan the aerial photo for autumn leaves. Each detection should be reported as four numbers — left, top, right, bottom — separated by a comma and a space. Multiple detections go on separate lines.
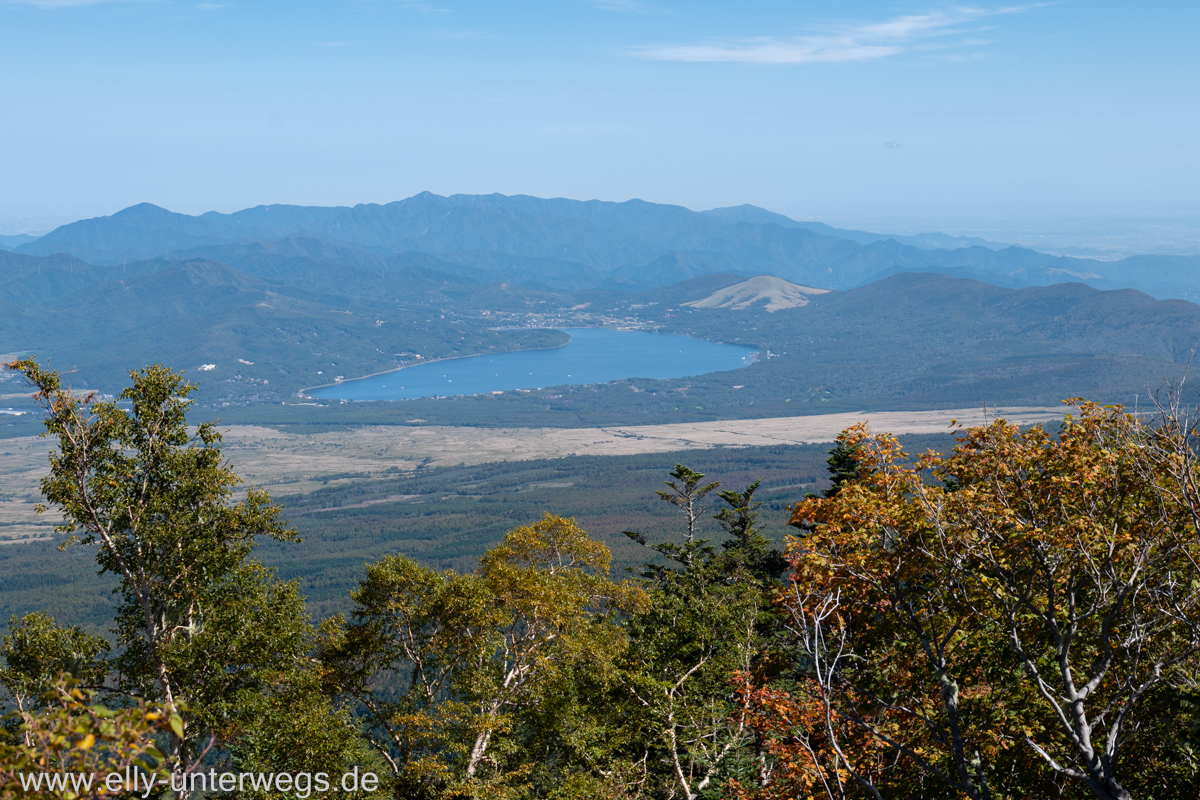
779, 403, 1200, 799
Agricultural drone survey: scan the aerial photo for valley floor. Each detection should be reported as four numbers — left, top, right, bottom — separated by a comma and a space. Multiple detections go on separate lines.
0, 405, 1064, 541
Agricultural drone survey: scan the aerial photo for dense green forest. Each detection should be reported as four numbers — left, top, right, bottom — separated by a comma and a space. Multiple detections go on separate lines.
1, 435, 959, 633
3, 360, 1199, 800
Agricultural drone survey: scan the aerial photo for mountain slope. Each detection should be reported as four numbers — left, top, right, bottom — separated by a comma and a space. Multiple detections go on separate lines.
592, 273, 1200, 421
6, 242, 1199, 420
211, 272, 1200, 429
0, 250, 162, 304
0, 258, 567, 402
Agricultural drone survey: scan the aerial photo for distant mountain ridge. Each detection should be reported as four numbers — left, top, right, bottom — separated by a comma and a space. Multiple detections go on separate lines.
0, 250, 162, 304
15, 202, 350, 264
0, 233, 40, 252
12, 194, 1031, 283
702, 205, 1006, 250
14, 193, 1200, 299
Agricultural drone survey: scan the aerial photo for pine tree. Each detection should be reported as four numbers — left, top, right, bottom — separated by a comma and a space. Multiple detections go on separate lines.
822, 438, 867, 498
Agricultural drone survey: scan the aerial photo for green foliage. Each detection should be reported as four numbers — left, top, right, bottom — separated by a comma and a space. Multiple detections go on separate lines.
619, 563, 765, 799
0, 676, 175, 800
8, 358, 320, 773
0, 614, 109, 713
820, 439, 866, 498
224, 669, 389, 800
614, 466, 789, 799
655, 464, 721, 543
320, 514, 648, 799
714, 481, 786, 584
626, 464, 722, 575
12, 354, 1198, 799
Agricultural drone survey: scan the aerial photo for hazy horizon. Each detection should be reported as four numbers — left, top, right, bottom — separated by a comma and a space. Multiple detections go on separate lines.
6, 196, 1200, 259
4, 1, 1197, 240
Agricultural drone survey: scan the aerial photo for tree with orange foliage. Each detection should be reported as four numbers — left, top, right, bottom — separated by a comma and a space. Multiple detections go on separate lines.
766, 400, 1200, 800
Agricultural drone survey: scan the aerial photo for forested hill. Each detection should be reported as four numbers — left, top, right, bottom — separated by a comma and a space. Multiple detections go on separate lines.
14, 193, 1200, 298
336, 272, 1200, 429
3, 250, 1195, 420
0, 255, 567, 407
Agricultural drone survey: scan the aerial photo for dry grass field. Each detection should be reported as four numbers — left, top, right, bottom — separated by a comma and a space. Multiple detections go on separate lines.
0, 406, 1065, 541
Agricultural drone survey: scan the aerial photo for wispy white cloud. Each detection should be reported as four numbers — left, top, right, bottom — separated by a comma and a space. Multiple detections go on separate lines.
195, 2, 230, 9
7, 0, 120, 7
630, 5, 1040, 65
586, 0, 651, 12
346, 0, 449, 13
389, 0, 449, 13
428, 28, 497, 40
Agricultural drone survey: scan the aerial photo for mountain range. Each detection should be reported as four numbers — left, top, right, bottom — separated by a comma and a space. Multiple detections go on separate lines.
3, 193, 1200, 421
13, 193, 1200, 298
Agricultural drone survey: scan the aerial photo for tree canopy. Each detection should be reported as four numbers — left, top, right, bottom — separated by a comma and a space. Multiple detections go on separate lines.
2, 358, 1198, 800
774, 403, 1200, 800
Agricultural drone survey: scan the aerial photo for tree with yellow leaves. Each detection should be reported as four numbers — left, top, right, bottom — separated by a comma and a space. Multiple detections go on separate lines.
320, 514, 648, 800
781, 401, 1200, 800
0, 677, 175, 800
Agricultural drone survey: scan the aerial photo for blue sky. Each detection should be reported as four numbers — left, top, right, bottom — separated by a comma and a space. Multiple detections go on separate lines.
2, 1, 1197, 232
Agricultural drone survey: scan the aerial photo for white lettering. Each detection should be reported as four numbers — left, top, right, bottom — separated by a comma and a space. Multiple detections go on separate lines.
106, 772, 124, 792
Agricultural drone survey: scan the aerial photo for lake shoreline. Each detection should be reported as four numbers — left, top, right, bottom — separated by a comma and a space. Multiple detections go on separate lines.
297, 328, 573, 398
304, 328, 757, 403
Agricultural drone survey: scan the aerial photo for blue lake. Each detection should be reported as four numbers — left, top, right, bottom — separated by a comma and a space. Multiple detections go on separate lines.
307, 328, 757, 401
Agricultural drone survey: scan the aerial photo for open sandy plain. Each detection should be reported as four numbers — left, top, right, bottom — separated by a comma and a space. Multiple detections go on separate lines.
0, 406, 1065, 541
